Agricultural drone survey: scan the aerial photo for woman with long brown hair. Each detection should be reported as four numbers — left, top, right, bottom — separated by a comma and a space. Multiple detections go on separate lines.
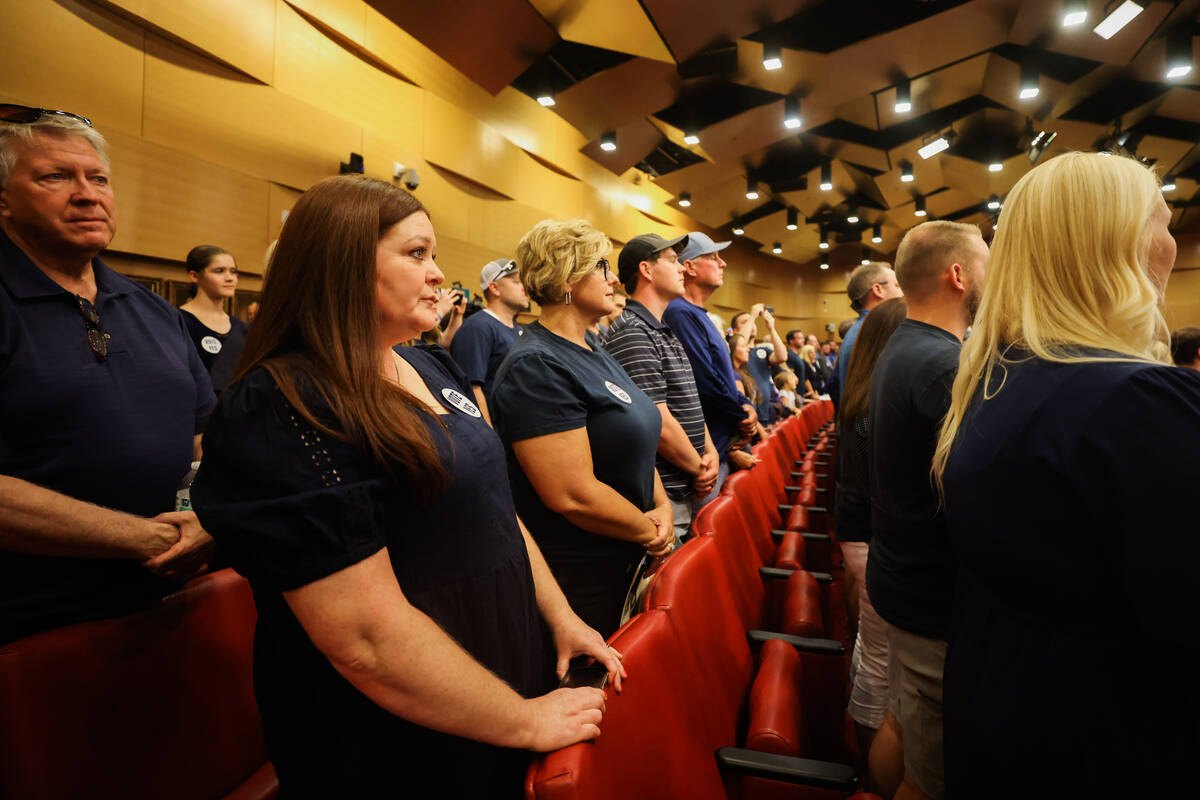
189, 176, 619, 797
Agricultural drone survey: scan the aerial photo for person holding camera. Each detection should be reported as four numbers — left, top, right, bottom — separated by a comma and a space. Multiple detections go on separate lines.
450, 258, 526, 424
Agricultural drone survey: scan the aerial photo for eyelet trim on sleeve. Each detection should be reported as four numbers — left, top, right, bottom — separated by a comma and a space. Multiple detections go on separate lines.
286, 409, 342, 488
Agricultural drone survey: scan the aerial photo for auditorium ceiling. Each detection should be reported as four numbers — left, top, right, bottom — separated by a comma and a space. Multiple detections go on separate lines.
371, 0, 1200, 265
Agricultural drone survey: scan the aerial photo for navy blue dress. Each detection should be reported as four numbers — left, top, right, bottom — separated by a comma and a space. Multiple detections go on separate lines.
941, 352, 1200, 797
191, 346, 550, 798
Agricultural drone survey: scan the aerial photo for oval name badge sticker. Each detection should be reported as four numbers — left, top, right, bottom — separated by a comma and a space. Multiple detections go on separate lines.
441, 387, 482, 418
200, 335, 222, 354
604, 380, 632, 404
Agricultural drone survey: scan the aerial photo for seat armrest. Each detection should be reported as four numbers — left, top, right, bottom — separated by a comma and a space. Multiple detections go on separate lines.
746, 630, 846, 657
715, 747, 859, 791
759, 567, 833, 583
770, 530, 831, 542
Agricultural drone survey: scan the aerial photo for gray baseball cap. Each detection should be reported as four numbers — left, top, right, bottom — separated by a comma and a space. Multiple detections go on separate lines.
677, 232, 731, 263
479, 258, 517, 294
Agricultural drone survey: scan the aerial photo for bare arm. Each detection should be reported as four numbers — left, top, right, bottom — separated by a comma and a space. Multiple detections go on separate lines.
512, 428, 658, 545
760, 310, 788, 365
0, 474, 178, 559
438, 301, 465, 350
471, 385, 492, 426
284, 548, 605, 751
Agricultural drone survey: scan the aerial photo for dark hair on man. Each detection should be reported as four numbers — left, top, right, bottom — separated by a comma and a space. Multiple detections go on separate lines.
839, 297, 908, 428
234, 174, 447, 496
837, 318, 857, 340
1170, 326, 1200, 366
786, 329, 803, 345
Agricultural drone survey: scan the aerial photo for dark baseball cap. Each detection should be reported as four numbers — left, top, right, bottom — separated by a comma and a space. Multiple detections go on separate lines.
617, 233, 689, 291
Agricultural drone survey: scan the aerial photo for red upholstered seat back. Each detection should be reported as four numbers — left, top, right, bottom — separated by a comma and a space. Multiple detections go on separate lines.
725, 470, 778, 563
525, 609, 725, 800
0, 569, 272, 800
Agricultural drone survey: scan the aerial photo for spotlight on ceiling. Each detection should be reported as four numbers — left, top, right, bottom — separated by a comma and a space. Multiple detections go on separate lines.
819, 228, 829, 249
678, 191, 692, 207
846, 206, 860, 224
1166, 29, 1194, 80
762, 42, 782, 71
987, 194, 1001, 210
820, 161, 833, 191
784, 95, 802, 130
1162, 176, 1178, 192
820, 261, 830, 270
536, 93, 556, 107
745, 177, 759, 200
684, 129, 700, 145
861, 247, 871, 265
895, 78, 912, 113
732, 225, 745, 235
786, 207, 799, 231
914, 195, 927, 217
918, 133, 951, 160
1019, 62, 1040, 100
900, 161, 914, 183
872, 223, 883, 244
600, 131, 617, 152
772, 242, 783, 254
1028, 128, 1058, 164
1062, 0, 1087, 27
988, 161, 1003, 172
1094, 1, 1144, 40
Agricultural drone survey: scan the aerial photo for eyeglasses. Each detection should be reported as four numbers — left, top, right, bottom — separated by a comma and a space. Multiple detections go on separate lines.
594, 258, 611, 281
75, 295, 107, 362
0, 104, 93, 127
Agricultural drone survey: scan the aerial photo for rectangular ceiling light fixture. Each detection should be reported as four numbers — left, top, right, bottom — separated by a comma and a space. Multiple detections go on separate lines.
684, 129, 700, 145
784, 96, 802, 129
1019, 62, 1040, 100
1166, 29, 1194, 79
1062, 1, 1088, 27
820, 161, 833, 191
918, 136, 950, 159
895, 78, 912, 113
762, 43, 783, 71
1094, 1, 1144, 40
900, 161, 914, 182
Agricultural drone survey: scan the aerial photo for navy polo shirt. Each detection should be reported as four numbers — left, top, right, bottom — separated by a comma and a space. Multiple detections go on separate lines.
450, 310, 520, 391
0, 229, 215, 643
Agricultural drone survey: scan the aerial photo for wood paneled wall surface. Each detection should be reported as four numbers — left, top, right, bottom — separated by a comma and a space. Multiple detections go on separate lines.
1, 0, 1194, 331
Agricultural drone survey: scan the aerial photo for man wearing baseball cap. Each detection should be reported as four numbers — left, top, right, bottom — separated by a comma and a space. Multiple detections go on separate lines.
449, 257, 526, 424
663, 233, 757, 493
604, 233, 719, 542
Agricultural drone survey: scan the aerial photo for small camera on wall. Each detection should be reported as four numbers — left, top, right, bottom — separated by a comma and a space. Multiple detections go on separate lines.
339, 153, 364, 174
392, 162, 420, 191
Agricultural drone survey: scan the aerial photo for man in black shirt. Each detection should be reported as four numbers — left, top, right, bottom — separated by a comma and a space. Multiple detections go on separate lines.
865, 220, 988, 800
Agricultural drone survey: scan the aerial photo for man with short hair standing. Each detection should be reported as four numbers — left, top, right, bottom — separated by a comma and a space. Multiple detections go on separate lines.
664, 233, 757, 483
606, 233, 718, 543
0, 105, 216, 643
450, 257, 525, 423
833, 261, 903, 406
866, 220, 989, 800
1170, 326, 1200, 371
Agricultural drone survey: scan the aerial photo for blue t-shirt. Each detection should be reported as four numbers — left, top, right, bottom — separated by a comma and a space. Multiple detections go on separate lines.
748, 343, 776, 424
0, 229, 216, 643
450, 309, 519, 390
663, 297, 751, 460
941, 354, 1200, 796
489, 321, 661, 636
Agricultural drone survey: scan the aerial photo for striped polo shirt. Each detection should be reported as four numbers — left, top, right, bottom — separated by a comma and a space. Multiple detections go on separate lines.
604, 298, 707, 500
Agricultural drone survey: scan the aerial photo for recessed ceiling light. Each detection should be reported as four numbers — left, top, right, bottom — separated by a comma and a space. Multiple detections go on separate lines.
600, 131, 617, 152
820, 262, 829, 270
987, 194, 1001, 210
988, 161, 1003, 172
918, 136, 950, 159
1094, 1, 1143, 40
678, 192, 692, 207
1062, 1, 1087, 27
772, 242, 783, 254
684, 130, 700, 145
732, 226, 745, 235
1162, 177, 1177, 192
537, 94, 555, 107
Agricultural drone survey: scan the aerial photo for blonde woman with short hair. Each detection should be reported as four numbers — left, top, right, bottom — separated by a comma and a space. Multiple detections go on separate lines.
490, 219, 673, 638
932, 152, 1200, 797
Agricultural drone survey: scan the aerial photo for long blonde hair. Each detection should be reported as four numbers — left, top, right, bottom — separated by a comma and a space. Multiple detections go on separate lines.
932, 152, 1169, 490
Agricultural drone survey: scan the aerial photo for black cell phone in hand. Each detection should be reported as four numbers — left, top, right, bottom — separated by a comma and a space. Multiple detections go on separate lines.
558, 657, 610, 689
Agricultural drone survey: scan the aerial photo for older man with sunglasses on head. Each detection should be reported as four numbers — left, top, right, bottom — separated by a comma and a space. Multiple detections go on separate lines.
0, 104, 216, 644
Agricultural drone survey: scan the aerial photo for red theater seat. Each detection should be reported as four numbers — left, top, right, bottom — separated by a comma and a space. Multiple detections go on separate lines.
0, 568, 275, 800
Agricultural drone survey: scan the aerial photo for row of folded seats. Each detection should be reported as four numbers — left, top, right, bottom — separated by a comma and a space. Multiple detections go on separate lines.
526, 401, 881, 800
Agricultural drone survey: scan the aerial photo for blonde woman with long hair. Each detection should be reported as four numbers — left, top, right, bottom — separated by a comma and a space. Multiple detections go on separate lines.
931, 152, 1200, 797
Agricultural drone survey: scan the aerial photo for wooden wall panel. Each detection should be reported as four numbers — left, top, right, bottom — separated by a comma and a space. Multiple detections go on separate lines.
284, 0, 366, 44
360, 131, 470, 242
273, 1, 422, 156
0, 0, 144, 138
467, 198, 550, 258
99, 0, 276, 83
423, 94, 522, 200
431, 236, 508, 295
105, 130, 270, 265
267, 183, 302, 252
142, 33, 361, 191
1165, 269, 1200, 329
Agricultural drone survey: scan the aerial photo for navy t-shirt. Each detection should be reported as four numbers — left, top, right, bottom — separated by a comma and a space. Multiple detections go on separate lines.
489, 321, 661, 636
941, 353, 1200, 796
748, 344, 777, 424
0, 230, 216, 643
450, 310, 519, 391
865, 318, 961, 640
181, 309, 247, 375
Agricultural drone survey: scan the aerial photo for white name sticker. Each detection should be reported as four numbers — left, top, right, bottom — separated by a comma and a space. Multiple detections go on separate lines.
605, 380, 632, 404
200, 335, 222, 354
441, 387, 482, 417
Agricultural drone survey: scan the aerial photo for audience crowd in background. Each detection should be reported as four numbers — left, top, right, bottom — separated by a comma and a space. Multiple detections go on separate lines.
2, 105, 1199, 800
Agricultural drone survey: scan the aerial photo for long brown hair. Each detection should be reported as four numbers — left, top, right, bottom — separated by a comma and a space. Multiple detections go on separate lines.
728, 333, 759, 404
838, 297, 908, 429
234, 174, 447, 494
